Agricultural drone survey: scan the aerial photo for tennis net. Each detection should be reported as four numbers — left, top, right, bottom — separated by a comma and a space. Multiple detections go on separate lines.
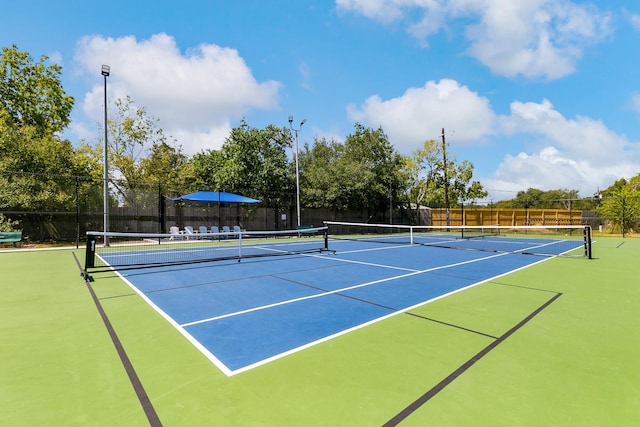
83, 226, 330, 274
323, 221, 592, 259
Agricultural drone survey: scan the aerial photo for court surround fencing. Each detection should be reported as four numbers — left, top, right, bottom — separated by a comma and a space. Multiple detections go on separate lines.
0, 170, 604, 246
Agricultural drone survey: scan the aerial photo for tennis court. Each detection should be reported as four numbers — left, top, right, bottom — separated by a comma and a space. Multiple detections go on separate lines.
88, 225, 590, 376
2, 225, 639, 426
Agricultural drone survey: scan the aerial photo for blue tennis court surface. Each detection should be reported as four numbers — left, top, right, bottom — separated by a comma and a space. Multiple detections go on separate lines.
107, 235, 586, 375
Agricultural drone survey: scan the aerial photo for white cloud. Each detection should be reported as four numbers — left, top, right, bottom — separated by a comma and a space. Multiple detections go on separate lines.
350, 81, 640, 198
335, 0, 406, 23
484, 99, 640, 198
73, 33, 281, 154
347, 79, 496, 152
500, 99, 632, 165
336, 0, 612, 79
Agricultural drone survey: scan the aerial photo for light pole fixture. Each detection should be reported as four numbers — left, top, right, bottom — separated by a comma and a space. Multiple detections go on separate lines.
101, 65, 110, 246
288, 116, 306, 228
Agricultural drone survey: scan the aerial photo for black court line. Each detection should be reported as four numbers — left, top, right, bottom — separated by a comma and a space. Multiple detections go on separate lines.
73, 253, 163, 426
405, 312, 500, 339
383, 291, 562, 427
277, 274, 500, 340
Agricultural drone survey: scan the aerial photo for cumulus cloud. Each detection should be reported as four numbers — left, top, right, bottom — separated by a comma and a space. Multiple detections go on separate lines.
349, 80, 639, 198
336, 0, 612, 79
500, 99, 633, 165
73, 33, 281, 154
347, 79, 496, 152
485, 99, 640, 197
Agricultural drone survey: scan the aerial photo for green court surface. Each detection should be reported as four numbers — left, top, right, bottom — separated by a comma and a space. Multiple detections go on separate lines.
1, 237, 639, 426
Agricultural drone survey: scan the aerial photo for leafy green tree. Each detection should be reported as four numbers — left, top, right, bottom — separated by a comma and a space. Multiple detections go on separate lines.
597, 189, 640, 236
597, 175, 640, 236
191, 149, 224, 189
445, 159, 488, 206
300, 124, 408, 220
191, 120, 292, 206
139, 142, 194, 192
100, 96, 183, 207
405, 139, 441, 208
0, 45, 74, 135
341, 123, 405, 215
299, 137, 348, 210
0, 110, 93, 211
405, 137, 486, 213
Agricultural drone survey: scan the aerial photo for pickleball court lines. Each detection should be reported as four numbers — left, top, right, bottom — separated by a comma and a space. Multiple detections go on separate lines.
384, 291, 563, 426
179, 250, 511, 327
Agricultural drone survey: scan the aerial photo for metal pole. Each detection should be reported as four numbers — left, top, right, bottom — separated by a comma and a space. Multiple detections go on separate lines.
289, 116, 305, 228
442, 128, 450, 228
295, 129, 301, 228
102, 65, 110, 246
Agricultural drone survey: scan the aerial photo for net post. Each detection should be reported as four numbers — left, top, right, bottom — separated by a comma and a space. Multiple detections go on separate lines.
324, 229, 328, 251
584, 225, 592, 259
85, 234, 97, 269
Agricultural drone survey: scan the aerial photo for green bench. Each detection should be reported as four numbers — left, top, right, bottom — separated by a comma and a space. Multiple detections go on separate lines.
0, 231, 22, 247
296, 224, 316, 237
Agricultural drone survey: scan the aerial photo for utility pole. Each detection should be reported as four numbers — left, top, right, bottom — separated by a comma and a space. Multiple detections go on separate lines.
442, 128, 450, 227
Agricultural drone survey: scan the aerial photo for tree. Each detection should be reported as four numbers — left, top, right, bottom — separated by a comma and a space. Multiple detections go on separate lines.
0, 45, 74, 135
299, 137, 348, 210
190, 120, 292, 206
0, 110, 94, 212
101, 96, 183, 207
341, 123, 405, 216
300, 124, 408, 219
442, 159, 487, 206
597, 189, 640, 236
597, 175, 640, 236
191, 149, 224, 189
405, 139, 441, 208
139, 142, 194, 192
408, 138, 487, 209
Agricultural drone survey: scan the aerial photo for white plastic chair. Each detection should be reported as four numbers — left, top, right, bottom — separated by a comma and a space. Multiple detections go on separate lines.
169, 226, 182, 240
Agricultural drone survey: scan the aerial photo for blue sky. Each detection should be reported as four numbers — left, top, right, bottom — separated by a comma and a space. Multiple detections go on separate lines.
3, 0, 640, 201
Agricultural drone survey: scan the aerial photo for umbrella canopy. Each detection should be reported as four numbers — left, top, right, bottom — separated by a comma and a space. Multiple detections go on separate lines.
171, 191, 260, 204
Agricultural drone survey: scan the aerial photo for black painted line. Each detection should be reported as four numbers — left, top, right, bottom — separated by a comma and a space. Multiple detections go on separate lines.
383, 292, 562, 427
279, 274, 500, 338
83, 275, 163, 426
405, 312, 500, 339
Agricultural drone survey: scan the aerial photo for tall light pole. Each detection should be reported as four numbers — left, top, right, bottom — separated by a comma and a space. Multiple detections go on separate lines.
101, 65, 110, 246
442, 127, 450, 228
288, 116, 306, 228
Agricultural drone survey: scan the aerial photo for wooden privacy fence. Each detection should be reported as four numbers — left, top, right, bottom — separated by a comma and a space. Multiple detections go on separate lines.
429, 207, 584, 227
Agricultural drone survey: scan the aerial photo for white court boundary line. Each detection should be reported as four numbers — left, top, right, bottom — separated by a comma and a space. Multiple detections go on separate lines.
101, 238, 579, 377
181, 239, 567, 328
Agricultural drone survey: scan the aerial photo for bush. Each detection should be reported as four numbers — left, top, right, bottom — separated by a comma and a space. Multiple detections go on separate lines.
0, 213, 20, 232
